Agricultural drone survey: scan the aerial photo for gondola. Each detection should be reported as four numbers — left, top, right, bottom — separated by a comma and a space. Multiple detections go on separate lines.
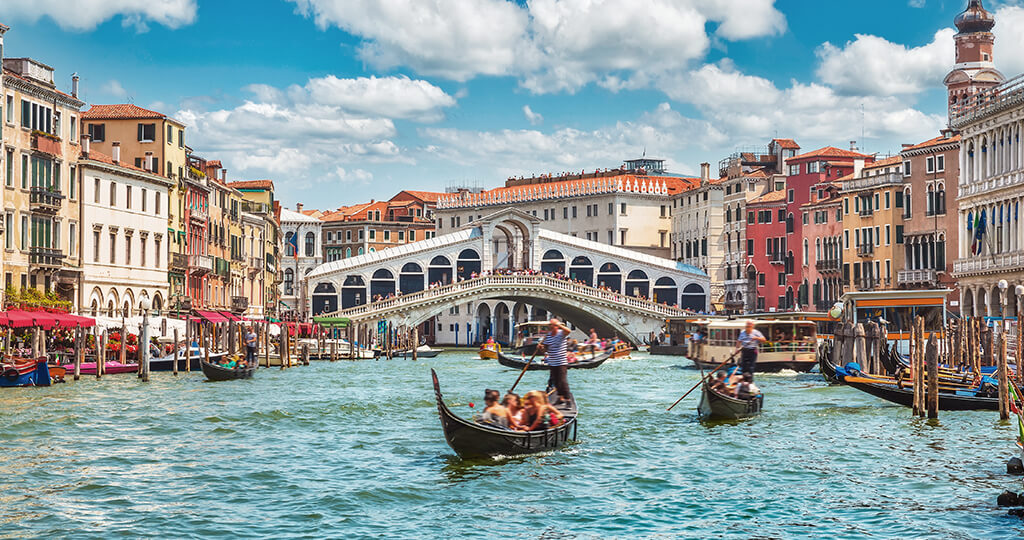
497, 349, 610, 371
149, 347, 225, 371
818, 343, 839, 384
838, 375, 999, 411
393, 345, 443, 359
200, 358, 256, 382
431, 369, 577, 459
697, 379, 763, 420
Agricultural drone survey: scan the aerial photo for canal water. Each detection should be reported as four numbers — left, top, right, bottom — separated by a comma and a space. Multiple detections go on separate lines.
1, 351, 1021, 538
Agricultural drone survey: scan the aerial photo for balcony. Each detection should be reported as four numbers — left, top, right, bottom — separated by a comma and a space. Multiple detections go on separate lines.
242, 202, 271, 215
231, 296, 249, 313
857, 244, 874, 257
31, 131, 62, 157
248, 256, 263, 277
858, 208, 874, 217
954, 250, 1024, 277
188, 254, 213, 275
29, 187, 64, 214
170, 252, 188, 272
897, 268, 938, 287
189, 207, 208, 224
29, 247, 64, 269
844, 172, 905, 192
815, 259, 841, 274
769, 252, 786, 265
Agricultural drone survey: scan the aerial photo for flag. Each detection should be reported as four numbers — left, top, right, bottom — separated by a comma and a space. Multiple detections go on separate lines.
971, 211, 984, 255
287, 233, 299, 259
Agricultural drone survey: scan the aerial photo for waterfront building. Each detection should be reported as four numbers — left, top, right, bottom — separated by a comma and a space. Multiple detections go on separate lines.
947, 1, 1024, 319
839, 157, 904, 293
181, 165, 210, 311
799, 182, 844, 311
1, 49, 85, 308
670, 163, 724, 303
281, 204, 323, 318
745, 189, 788, 312
716, 139, 796, 312
897, 133, 961, 310
320, 193, 439, 263
78, 140, 171, 316
228, 180, 281, 320
435, 162, 699, 260
79, 103, 189, 304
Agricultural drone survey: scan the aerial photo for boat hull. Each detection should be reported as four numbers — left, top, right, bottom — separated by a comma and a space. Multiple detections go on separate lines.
200, 360, 256, 381
0, 360, 51, 387
497, 351, 609, 371
431, 369, 576, 459
697, 382, 763, 420
393, 349, 442, 358
66, 362, 139, 375
841, 377, 999, 411
149, 350, 225, 371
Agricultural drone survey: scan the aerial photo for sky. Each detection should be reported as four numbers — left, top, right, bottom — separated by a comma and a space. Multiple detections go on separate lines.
3, 0, 1024, 209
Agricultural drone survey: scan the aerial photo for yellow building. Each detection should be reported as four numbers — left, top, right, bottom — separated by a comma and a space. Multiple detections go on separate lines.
2, 52, 85, 307
228, 180, 280, 319
840, 157, 906, 292
80, 103, 189, 301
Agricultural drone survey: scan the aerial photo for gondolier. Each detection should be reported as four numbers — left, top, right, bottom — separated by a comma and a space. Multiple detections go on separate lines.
537, 318, 572, 404
736, 320, 766, 378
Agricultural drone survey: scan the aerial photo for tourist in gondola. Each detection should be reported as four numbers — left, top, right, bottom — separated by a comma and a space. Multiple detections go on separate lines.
536, 318, 572, 404
479, 389, 520, 429
520, 390, 564, 430
709, 371, 729, 394
735, 321, 766, 378
502, 393, 526, 426
734, 373, 761, 400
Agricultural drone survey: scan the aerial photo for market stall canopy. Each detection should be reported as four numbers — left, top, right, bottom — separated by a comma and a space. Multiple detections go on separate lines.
194, 310, 228, 324
1, 310, 59, 329
312, 316, 351, 328
93, 316, 187, 335
219, 311, 242, 322
55, 313, 96, 328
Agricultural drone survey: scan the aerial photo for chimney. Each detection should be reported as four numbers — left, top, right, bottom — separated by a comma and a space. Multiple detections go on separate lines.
700, 162, 710, 182
144, 150, 154, 172
850, 140, 858, 151
111, 142, 120, 164
221, 169, 227, 182
82, 134, 91, 157
853, 158, 865, 178
901, 144, 913, 149
296, 203, 304, 212
71, 73, 79, 98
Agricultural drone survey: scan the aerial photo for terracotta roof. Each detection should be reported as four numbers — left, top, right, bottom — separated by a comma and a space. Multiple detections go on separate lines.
862, 155, 902, 170
81, 149, 157, 176
81, 104, 166, 120
901, 134, 961, 153
749, 190, 787, 204
791, 146, 873, 161
392, 190, 443, 203
743, 169, 769, 178
301, 209, 324, 218
708, 176, 729, 185
2, 68, 79, 101
772, 138, 800, 150
228, 180, 274, 191
207, 160, 223, 168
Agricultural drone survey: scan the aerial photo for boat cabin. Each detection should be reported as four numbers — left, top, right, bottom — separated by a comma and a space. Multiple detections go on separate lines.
690, 318, 818, 373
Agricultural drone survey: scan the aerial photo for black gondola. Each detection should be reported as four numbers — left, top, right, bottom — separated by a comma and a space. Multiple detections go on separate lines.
818, 343, 839, 384
839, 376, 999, 411
431, 369, 577, 459
200, 358, 256, 381
496, 350, 610, 371
697, 380, 763, 420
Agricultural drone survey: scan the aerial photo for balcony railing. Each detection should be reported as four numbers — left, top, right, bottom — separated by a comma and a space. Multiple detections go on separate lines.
769, 253, 786, 265
188, 254, 213, 275
31, 132, 62, 157
897, 268, 938, 286
231, 296, 249, 313
29, 187, 64, 214
815, 259, 841, 273
189, 207, 208, 223
858, 208, 874, 217
857, 244, 874, 257
242, 202, 271, 215
170, 252, 188, 272
29, 247, 64, 269
844, 172, 905, 192
954, 251, 1024, 277
248, 256, 263, 277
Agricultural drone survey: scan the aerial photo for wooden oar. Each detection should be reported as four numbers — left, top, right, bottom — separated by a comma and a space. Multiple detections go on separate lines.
667, 351, 739, 411
509, 347, 541, 394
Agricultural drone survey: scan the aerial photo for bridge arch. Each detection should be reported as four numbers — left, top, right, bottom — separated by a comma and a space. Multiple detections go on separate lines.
371, 269, 396, 299
569, 256, 594, 285
597, 262, 621, 292
484, 213, 536, 270
681, 283, 706, 311
341, 276, 365, 309
476, 303, 493, 343
457, 249, 481, 280
625, 270, 649, 298
653, 277, 677, 305
541, 249, 566, 274
429, 255, 453, 286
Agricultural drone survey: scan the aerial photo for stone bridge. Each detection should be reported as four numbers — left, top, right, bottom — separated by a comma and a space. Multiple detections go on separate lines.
303, 208, 709, 343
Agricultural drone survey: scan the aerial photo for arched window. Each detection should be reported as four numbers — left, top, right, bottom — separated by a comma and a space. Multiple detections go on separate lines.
903, 188, 911, 218
285, 232, 295, 257
345, 247, 351, 258
304, 232, 315, 256
358, 247, 364, 255
935, 182, 946, 215
926, 185, 935, 216
284, 268, 294, 295
803, 239, 808, 266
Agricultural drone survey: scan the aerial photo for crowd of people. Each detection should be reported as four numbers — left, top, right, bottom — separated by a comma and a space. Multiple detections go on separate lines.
479, 389, 565, 431
708, 369, 761, 400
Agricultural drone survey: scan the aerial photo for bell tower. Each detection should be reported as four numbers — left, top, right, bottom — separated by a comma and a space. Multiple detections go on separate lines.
945, 0, 1005, 117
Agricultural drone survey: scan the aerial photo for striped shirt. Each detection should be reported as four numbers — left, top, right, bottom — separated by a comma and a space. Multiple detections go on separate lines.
542, 331, 568, 367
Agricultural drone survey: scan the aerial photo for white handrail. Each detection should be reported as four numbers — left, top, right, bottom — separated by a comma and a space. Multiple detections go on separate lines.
329, 274, 691, 320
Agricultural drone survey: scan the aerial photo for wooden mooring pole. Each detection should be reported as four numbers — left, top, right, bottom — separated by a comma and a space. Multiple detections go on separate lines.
172, 328, 180, 375
926, 332, 939, 419
1000, 332, 1010, 421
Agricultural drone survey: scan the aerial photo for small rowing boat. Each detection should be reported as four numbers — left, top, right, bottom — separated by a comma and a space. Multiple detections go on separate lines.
697, 379, 763, 420
431, 369, 577, 459
149, 347, 226, 371
200, 358, 256, 382
67, 361, 139, 375
0, 358, 51, 387
393, 345, 443, 358
478, 342, 501, 360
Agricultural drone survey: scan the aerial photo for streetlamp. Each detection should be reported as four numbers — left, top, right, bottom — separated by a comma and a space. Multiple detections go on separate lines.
140, 297, 152, 382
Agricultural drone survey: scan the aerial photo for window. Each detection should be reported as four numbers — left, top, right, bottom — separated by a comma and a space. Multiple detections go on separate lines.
140, 236, 146, 267
20, 99, 29, 128
21, 154, 28, 188
5, 149, 11, 186
802, 212, 808, 225
126, 185, 132, 209
926, 156, 935, 173
758, 273, 766, 286
766, 238, 772, 255
125, 235, 131, 265
109, 232, 116, 263
620, 229, 626, 245
895, 225, 904, 244
747, 239, 754, 256
787, 189, 794, 203
69, 166, 76, 199
844, 230, 850, 249
885, 224, 891, 245
788, 164, 800, 176
20, 215, 27, 250
70, 116, 77, 142
747, 212, 754, 224
167, 124, 173, 144
88, 123, 105, 142
620, 203, 627, 215
902, 161, 911, 176
93, 230, 100, 262
3, 213, 10, 249
154, 237, 161, 268
936, 155, 945, 172
138, 123, 156, 142
895, 190, 904, 208
109, 182, 116, 206
5, 95, 11, 123
808, 162, 820, 174
369, 229, 376, 240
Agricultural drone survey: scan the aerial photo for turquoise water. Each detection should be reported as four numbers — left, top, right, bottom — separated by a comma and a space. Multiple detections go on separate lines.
0, 350, 1021, 538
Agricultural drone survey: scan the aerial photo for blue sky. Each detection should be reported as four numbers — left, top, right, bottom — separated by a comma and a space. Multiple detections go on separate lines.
4, 0, 1024, 209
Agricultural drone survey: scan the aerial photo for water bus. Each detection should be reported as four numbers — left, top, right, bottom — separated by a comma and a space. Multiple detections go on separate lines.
688, 318, 817, 372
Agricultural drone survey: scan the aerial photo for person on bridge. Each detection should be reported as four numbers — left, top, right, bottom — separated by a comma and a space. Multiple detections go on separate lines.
735, 320, 766, 378
536, 318, 572, 404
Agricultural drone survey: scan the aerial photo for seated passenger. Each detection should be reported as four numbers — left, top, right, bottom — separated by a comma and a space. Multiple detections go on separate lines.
502, 393, 526, 427
709, 371, 729, 393
520, 390, 565, 430
479, 389, 519, 429
734, 373, 761, 400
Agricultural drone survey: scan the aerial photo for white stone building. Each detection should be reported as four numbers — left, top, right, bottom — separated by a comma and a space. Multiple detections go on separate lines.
281, 205, 322, 317
78, 142, 172, 316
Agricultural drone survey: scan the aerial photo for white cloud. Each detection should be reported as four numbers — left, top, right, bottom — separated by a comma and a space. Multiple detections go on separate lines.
815, 29, 955, 96
523, 105, 543, 125
995, 5, 1024, 77
298, 75, 456, 122
2, 0, 196, 31
333, 167, 374, 183
102, 80, 129, 99
290, 0, 787, 92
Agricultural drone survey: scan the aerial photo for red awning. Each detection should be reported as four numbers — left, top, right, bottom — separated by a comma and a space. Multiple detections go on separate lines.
219, 311, 241, 322
53, 313, 96, 328
195, 310, 228, 323
2, 310, 56, 329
